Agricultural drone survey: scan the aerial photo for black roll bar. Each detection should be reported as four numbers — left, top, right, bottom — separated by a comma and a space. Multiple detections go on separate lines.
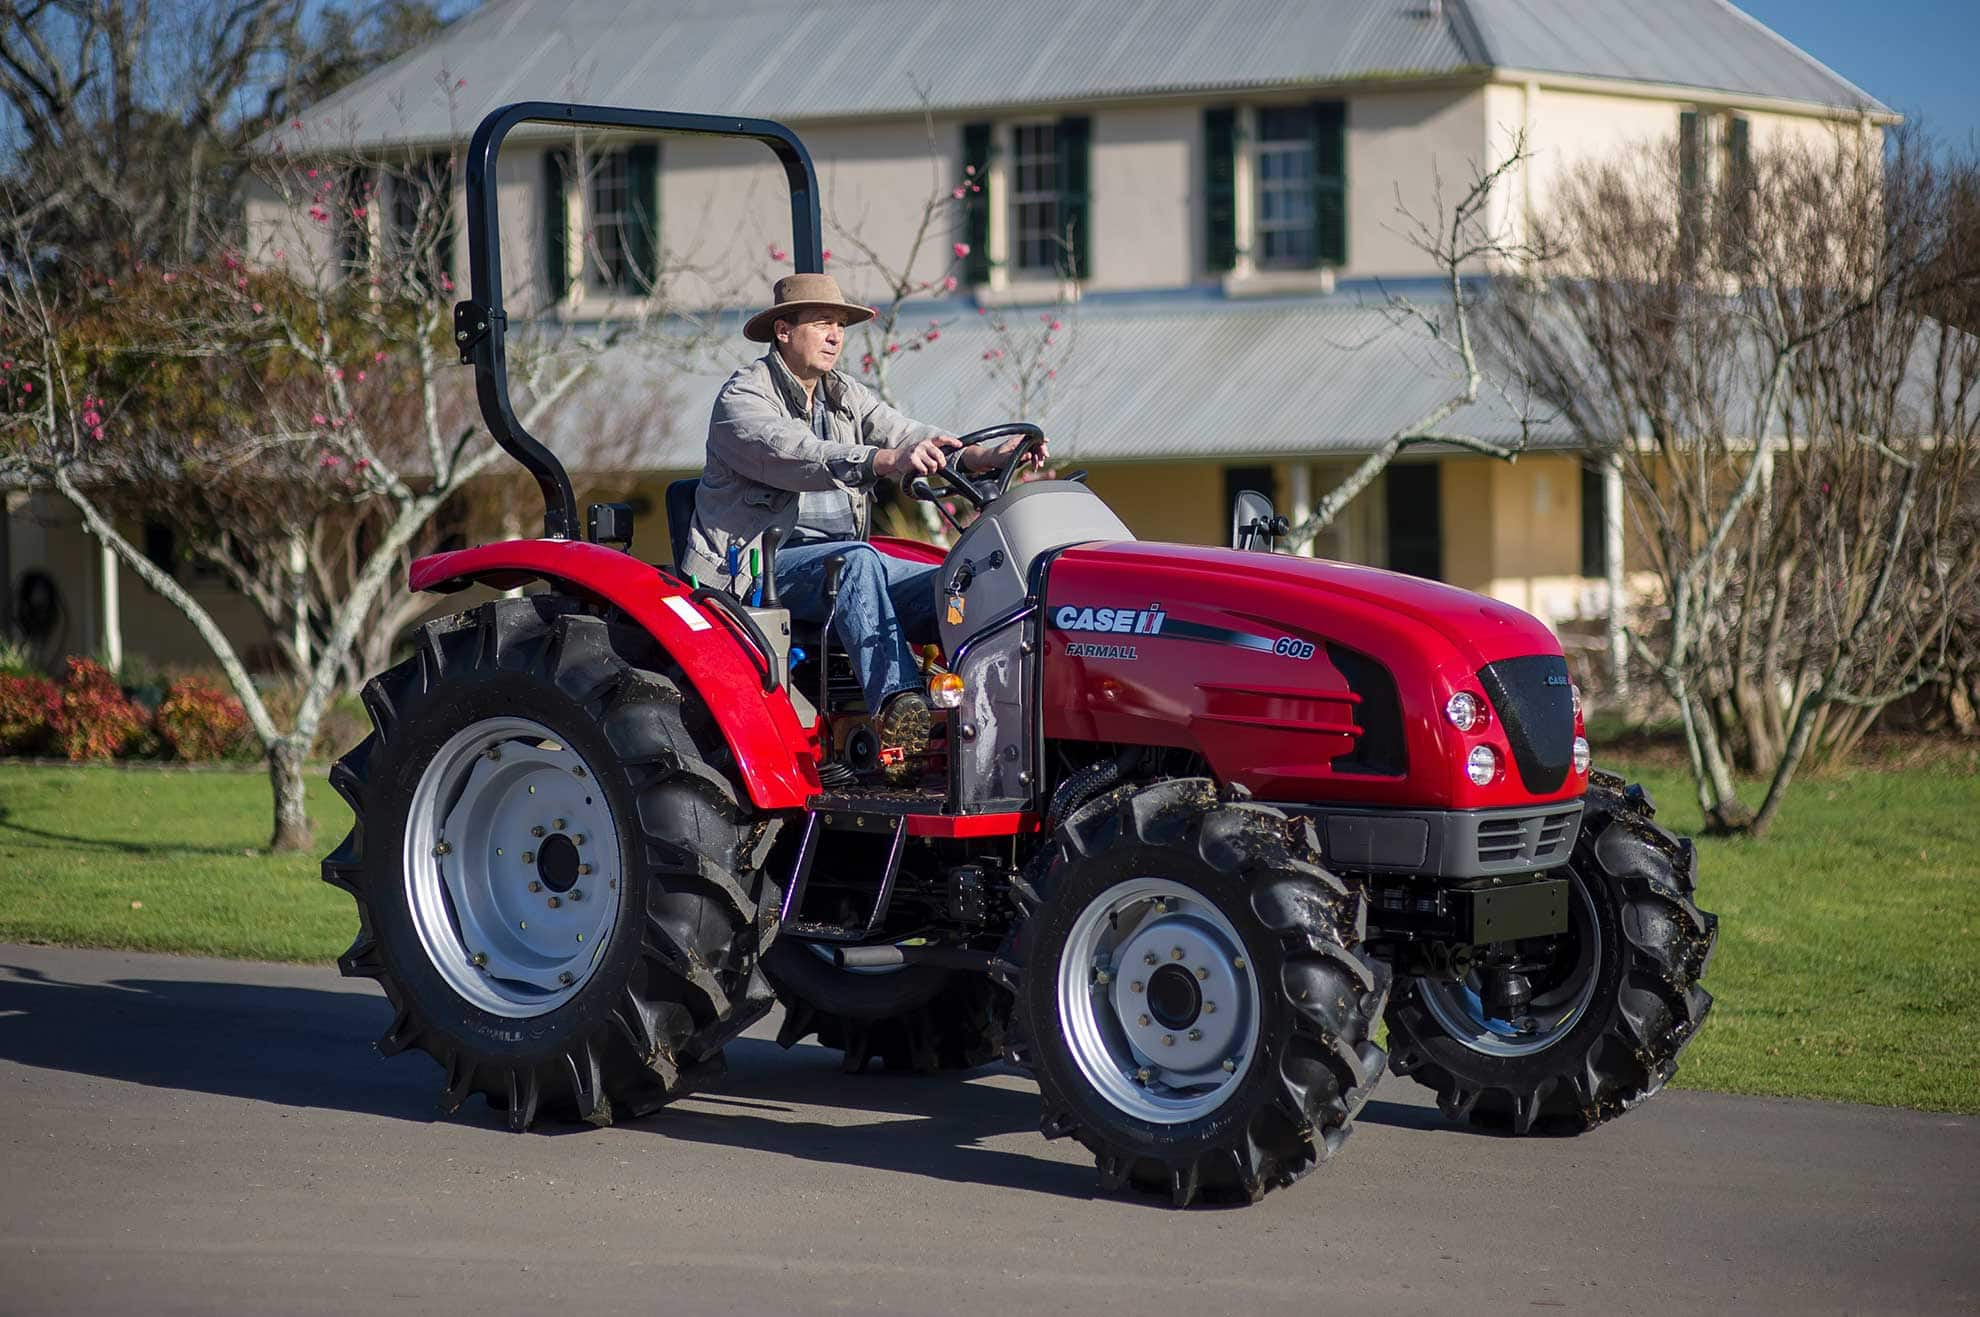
455, 101, 825, 540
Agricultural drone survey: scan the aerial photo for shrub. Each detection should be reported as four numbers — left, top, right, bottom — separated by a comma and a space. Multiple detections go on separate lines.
0, 674, 60, 755
155, 676, 251, 761
50, 657, 147, 761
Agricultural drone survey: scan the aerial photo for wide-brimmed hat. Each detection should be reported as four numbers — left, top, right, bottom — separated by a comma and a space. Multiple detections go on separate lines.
743, 272, 876, 343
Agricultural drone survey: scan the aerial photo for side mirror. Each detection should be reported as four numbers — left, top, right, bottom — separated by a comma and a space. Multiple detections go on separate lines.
1231, 491, 1287, 553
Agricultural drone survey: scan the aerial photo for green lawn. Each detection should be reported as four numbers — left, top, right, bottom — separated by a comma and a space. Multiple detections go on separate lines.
0, 753, 1975, 1113
0, 764, 357, 962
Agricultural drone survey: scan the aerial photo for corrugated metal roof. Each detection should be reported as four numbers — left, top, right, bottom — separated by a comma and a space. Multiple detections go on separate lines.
1465, 0, 1885, 112
534, 290, 1577, 473
285, 0, 1879, 152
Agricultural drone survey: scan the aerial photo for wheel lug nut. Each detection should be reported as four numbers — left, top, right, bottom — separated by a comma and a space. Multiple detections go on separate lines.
1161, 1034, 1175, 1047
1171, 947, 1184, 960
1196, 966, 1209, 981
547, 896, 561, 909
485, 747, 501, 761
1137, 1014, 1151, 1028
577, 863, 592, 876
1187, 1028, 1202, 1041
1204, 1001, 1217, 1014
569, 889, 583, 902
553, 818, 567, 831
522, 851, 535, 864
531, 826, 545, 838
528, 881, 542, 893
432, 840, 451, 857
471, 952, 487, 968
1130, 980, 1143, 994
1222, 1058, 1237, 1073
1143, 952, 1157, 967
1134, 1067, 1152, 1085
1094, 969, 1111, 985
573, 834, 585, 846
558, 971, 574, 985
1153, 900, 1168, 914
1233, 956, 1246, 971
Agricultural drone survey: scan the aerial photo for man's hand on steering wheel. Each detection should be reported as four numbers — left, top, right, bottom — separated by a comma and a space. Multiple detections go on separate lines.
872, 434, 962, 479
961, 431, 1049, 473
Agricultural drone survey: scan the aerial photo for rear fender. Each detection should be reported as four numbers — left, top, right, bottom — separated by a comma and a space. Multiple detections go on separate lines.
408, 540, 822, 809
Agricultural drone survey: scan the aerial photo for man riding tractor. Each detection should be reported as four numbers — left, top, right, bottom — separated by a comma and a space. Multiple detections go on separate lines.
680, 272, 1044, 778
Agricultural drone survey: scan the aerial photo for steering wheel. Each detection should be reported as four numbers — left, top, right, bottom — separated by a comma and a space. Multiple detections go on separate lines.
908, 423, 1045, 511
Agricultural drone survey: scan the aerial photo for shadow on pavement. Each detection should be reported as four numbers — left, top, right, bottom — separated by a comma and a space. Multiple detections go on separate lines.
0, 957, 1460, 1202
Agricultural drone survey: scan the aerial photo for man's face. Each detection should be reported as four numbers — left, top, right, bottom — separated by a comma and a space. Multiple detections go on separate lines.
775, 309, 848, 379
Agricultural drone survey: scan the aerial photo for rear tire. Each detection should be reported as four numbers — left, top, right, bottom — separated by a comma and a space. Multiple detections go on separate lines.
1014, 780, 1388, 1207
1384, 774, 1717, 1133
322, 597, 779, 1130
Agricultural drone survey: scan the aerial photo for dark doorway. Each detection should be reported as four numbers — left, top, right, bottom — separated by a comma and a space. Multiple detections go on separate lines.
1384, 463, 1442, 579
1223, 465, 1276, 511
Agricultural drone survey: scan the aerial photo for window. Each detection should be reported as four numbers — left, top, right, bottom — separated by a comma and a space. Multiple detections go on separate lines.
1255, 107, 1317, 269
1384, 464, 1442, 580
585, 149, 635, 293
1205, 102, 1345, 276
1580, 463, 1609, 577
387, 155, 455, 290
1010, 123, 1062, 276
143, 522, 177, 578
335, 170, 373, 276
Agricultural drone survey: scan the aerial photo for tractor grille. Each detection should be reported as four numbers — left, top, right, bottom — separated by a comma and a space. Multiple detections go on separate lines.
1476, 806, 1582, 867
1478, 655, 1576, 793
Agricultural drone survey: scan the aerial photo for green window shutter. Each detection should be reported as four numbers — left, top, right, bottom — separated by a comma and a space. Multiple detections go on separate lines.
626, 141, 660, 290
1678, 110, 1701, 194
961, 122, 993, 286
1312, 100, 1346, 267
1204, 106, 1237, 272
543, 148, 569, 302
432, 153, 457, 288
1056, 114, 1091, 279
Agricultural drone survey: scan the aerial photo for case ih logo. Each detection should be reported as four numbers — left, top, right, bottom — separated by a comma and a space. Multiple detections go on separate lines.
1054, 604, 1167, 635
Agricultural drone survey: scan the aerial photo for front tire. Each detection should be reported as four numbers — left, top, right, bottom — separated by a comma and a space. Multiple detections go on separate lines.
1015, 780, 1388, 1207
322, 597, 778, 1130
1384, 774, 1717, 1133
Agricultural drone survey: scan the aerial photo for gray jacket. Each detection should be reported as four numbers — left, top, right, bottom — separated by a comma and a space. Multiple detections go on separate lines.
684, 349, 944, 595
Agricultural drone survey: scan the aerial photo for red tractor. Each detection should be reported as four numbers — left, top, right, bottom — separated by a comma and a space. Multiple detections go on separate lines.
324, 104, 1717, 1207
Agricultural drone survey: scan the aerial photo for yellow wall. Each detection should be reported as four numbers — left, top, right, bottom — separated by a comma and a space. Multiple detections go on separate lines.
1078, 461, 1227, 546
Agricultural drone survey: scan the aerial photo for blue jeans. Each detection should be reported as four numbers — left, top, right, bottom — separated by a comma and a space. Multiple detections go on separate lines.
774, 541, 941, 709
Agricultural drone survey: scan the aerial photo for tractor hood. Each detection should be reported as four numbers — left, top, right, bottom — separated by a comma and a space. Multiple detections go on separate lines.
1059, 542, 1560, 669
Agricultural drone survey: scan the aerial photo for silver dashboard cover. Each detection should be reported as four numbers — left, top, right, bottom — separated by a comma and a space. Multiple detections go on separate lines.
935, 481, 1133, 655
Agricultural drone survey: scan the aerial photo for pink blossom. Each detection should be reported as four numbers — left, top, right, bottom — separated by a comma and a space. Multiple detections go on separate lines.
1041, 313, 1052, 323
307, 168, 318, 179
1047, 369, 1057, 379
235, 276, 248, 289
331, 368, 345, 381
982, 350, 993, 361
20, 382, 31, 393
1, 361, 10, 370
942, 275, 958, 292
90, 425, 105, 441
455, 78, 467, 90
309, 206, 329, 223
885, 342, 900, 355
941, 501, 956, 514
1050, 319, 1062, 331
952, 242, 970, 259
82, 410, 101, 427
440, 274, 455, 291
822, 249, 833, 262
161, 272, 177, 284
1044, 335, 1055, 346
374, 351, 387, 363
925, 328, 941, 342
311, 413, 327, 426
768, 243, 788, 261
251, 302, 264, 314
351, 206, 366, 220
223, 254, 239, 270
292, 120, 302, 130
320, 453, 343, 468
976, 306, 989, 315
964, 164, 976, 176
951, 186, 966, 199
275, 249, 285, 260
356, 371, 367, 382
356, 458, 371, 470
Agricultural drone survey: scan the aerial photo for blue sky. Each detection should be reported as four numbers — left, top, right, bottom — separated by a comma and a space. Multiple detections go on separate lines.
1736, 0, 1980, 151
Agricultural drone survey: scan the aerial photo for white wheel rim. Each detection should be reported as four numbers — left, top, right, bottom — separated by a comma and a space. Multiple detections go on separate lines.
404, 716, 623, 1019
1056, 878, 1262, 1125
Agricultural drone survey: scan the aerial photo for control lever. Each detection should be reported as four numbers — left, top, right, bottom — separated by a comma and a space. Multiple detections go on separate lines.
819, 553, 846, 718
758, 527, 784, 606
908, 476, 964, 534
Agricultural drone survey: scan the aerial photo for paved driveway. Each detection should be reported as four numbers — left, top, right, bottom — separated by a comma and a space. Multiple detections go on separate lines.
0, 945, 1972, 1315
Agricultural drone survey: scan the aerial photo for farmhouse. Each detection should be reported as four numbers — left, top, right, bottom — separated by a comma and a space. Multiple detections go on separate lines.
2, 0, 1890, 674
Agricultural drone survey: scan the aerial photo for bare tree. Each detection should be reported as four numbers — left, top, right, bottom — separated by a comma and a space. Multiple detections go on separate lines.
1499, 128, 1980, 834
0, 119, 720, 850
1283, 135, 1548, 548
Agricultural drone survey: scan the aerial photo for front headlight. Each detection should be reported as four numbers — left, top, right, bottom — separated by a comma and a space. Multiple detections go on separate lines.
1445, 691, 1484, 732
1465, 745, 1499, 786
1572, 736, 1591, 775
